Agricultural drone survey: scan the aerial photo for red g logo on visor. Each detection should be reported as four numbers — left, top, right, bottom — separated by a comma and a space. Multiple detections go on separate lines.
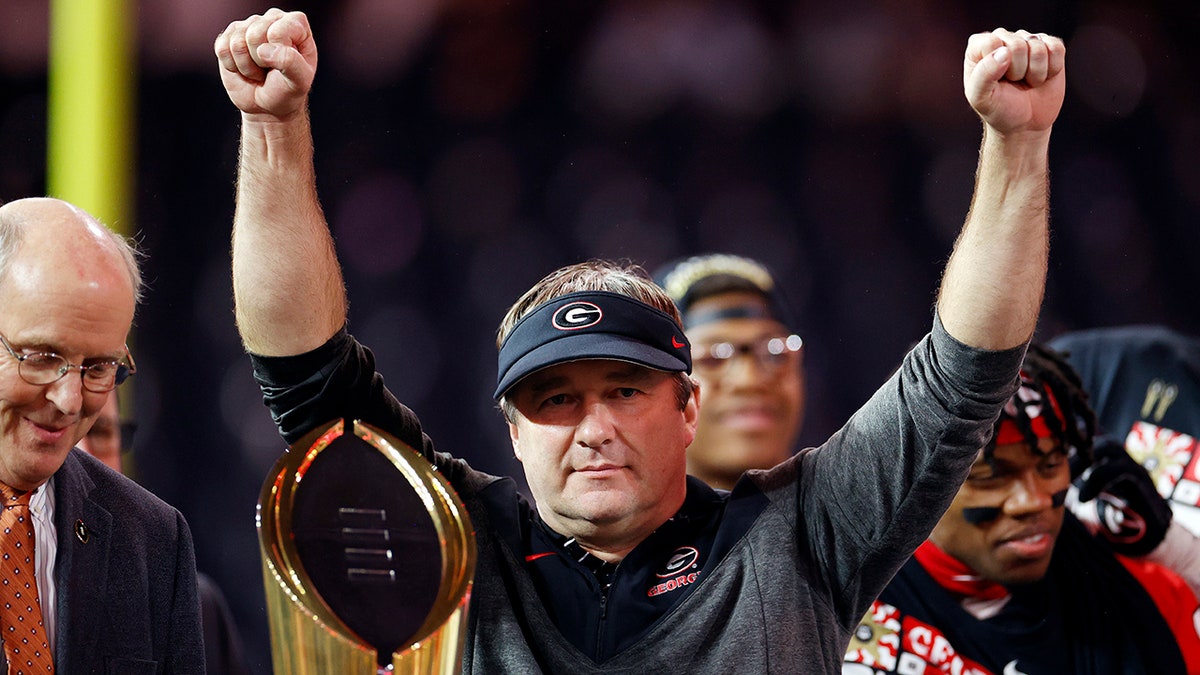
552, 301, 603, 331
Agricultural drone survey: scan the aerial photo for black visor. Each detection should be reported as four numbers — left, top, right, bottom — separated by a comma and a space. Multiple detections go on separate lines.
494, 291, 691, 400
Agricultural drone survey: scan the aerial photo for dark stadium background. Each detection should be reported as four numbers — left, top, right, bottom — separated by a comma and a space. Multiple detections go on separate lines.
2, 1, 1196, 670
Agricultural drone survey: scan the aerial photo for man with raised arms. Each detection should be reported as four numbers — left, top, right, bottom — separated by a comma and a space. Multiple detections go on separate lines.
215, 12, 1064, 672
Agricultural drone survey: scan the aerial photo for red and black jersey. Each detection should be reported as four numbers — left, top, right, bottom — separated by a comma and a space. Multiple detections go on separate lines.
845, 516, 1189, 674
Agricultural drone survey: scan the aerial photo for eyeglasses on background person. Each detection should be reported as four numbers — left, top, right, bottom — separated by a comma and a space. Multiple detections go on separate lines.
692, 334, 803, 375
0, 334, 136, 393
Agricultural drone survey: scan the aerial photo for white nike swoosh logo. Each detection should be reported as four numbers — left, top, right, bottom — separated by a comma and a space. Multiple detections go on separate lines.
1004, 661, 1028, 675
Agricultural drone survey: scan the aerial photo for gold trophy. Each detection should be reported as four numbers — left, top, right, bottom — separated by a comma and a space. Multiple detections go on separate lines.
258, 419, 476, 673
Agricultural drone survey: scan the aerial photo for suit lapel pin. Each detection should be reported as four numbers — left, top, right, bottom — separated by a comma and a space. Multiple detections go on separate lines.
75, 519, 89, 544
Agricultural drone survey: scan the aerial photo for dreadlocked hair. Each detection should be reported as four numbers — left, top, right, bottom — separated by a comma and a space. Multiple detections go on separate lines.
985, 342, 1097, 478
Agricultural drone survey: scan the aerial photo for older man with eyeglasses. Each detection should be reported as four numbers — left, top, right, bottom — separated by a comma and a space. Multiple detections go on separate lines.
0, 197, 203, 672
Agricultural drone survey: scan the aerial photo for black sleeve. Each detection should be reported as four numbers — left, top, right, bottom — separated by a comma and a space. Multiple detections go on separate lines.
247, 326, 435, 461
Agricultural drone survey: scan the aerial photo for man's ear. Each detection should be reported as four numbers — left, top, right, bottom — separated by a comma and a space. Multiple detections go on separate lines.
509, 422, 522, 462
682, 379, 701, 447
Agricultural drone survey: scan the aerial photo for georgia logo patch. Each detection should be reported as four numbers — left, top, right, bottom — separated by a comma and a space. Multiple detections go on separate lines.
647, 546, 701, 598
1093, 492, 1148, 544
552, 301, 603, 331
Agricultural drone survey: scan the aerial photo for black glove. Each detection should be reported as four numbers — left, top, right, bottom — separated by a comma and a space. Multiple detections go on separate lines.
1074, 437, 1173, 557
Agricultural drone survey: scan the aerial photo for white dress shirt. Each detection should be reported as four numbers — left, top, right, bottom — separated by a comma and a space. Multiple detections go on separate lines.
29, 478, 57, 652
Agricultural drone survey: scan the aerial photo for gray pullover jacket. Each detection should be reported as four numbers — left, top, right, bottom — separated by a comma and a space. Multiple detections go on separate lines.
251, 317, 1023, 673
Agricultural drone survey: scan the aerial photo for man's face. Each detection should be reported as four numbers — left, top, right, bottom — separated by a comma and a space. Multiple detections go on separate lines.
929, 437, 1070, 586
506, 360, 697, 550
79, 392, 123, 473
684, 292, 804, 488
0, 228, 135, 491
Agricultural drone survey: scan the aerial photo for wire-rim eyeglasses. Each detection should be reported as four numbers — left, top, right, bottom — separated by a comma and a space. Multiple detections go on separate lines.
0, 334, 136, 393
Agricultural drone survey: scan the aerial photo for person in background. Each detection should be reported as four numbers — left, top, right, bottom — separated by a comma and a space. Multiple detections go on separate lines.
1050, 325, 1200, 594
216, 10, 1064, 672
844, 344, 1200, 674
0, 197, 202, 671
655, 254, 804, 490
78, 391, 253, 675
78, 389, 124, 473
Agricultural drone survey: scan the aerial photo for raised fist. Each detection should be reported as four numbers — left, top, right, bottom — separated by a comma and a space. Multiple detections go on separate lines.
1072, 437, 1173, 557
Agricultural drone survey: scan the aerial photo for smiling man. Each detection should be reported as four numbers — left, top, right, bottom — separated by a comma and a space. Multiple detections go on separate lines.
845, 345, 1200, 674
0, 198, 202, 671
218, 10, 1066, 673
655, 254, 805, 490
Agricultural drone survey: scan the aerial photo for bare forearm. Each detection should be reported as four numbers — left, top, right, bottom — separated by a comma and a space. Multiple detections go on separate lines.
943, 26, 1064, 350
938, 127, 1050, 350
232, 112, 346, 356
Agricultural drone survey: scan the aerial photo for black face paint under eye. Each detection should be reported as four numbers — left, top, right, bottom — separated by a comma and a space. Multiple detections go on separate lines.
961, 489, 1069, 526
962, 506, 1002, 525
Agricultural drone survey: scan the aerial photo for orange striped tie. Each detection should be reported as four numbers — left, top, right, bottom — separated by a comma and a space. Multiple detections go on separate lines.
0, 483, 53, 674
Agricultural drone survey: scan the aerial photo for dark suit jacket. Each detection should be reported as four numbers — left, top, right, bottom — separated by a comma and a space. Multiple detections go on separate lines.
2, 449, 205, 673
